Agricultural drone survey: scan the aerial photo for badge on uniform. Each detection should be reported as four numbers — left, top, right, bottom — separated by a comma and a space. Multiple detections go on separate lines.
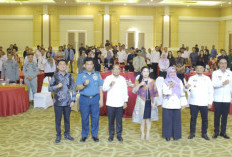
83, 75, 87, 79
218, 76, 222, 80
92, 74, 98, 80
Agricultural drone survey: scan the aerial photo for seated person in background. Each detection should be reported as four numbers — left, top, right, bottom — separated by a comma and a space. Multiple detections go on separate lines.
159, 54, 170, 78
43, 52, 56, 77
23, 53, 39, 98
1, 52, 19, 83
104, 51, 114, 70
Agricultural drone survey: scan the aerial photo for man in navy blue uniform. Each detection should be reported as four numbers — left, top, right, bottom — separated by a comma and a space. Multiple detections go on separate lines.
49, 59, 76, 143
76, 57, 103, 142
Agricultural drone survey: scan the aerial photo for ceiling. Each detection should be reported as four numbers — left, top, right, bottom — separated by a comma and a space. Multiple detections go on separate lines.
0, 0, 231, 8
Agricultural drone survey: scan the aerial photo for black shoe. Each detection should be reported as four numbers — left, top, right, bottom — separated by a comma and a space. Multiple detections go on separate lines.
55, 136, 61, 143
220, 133, 230, 139
166, 138, 170, 141
80, 137, 87, 142
212, 133, 219, 139
92, 136, 99, 142
64, 134, 74, 141
117, 136, 123, 142
188, 134, 195, 139
202, 134, 210, 140
108, 137, 113, 142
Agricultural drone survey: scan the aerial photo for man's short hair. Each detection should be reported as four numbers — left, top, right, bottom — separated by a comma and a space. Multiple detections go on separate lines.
84, 57, 94, 64
27, 53, 34, 56
7, 52, 13, 56
57, 59, 66, 65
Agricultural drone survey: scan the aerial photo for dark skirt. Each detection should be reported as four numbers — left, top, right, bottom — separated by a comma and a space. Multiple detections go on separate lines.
143, 100, 151, 119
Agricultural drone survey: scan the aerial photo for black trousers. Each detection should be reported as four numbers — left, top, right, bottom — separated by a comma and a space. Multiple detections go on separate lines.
162, 108, 182, 139
151, 63, 158, 78
190, 105, 208, 135
54, 105, 71, 137
214, 102, 230, 134
107, 106, 124, 138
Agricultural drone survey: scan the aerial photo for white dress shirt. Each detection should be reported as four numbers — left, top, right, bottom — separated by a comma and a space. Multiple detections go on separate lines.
182, 50, 190, 59
43, 59, 56, 73
187, 74, 214, 106
212, 69, 232, 103
162, 81, 186, 109
35, 49, 41, 60
159, 60, 170, 72
117, 51, 127, 63
103, 74, 128, 107
150, 51, 160, 63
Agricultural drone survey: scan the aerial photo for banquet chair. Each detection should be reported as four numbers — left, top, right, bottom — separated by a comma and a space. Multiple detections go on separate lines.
34, 77, 53, 109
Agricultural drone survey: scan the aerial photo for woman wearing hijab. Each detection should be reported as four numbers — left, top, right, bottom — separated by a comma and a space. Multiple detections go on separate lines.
104, 51, 114, 70
43, 51, 56, 77
162, 66, 187, 141
159, 54, 170, 78
132, 66, 159, 141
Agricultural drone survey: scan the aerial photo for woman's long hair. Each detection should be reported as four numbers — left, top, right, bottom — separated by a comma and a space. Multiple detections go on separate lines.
138, 66, 150, 83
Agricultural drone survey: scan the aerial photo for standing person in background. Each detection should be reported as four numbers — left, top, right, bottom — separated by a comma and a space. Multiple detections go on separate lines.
1, 52, 19, 83
48, 59, 76, 143
56, 46, 65, 60
162, 67, 187, 141
132, 66, 158, 141
23, 53, 39, 99
64, 44, 75, 73
48, 46, 56, 58
93, 52, 102, 72
104, 51, 114, 71
38, 48, 46, 72
150, 46, 160, 79
79, 43, 86, 56
212, 58, 232, 139
174, 51, 186, 82
103, 64, 128, 142
167, 51, 175, 67
77, 50, 86, 73
133, 50, 146, 77
159, 54, 170, 78
227, 49, 232, 71
70, 45, 76, 55
146, 48, 152, 69
127, 47, 136, 72
190, 47, 198, 67
210, 45, 217, 58
43, 52, 56, 77
195, 44, 199, 53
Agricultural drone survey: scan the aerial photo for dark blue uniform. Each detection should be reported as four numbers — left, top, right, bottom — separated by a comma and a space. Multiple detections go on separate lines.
76, 70, 103, 138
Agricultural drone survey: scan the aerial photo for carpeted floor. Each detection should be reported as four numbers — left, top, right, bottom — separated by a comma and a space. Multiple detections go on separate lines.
1, 105, 232, 157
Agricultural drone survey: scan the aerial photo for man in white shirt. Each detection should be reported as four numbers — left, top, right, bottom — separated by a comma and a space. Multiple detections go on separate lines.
103, 64, 128, 142
151, 46, 160, 78
212, 58, 232, 139
117, 46, 127, 64
102, 43, 113, 58
0, 51, 7, 76
186, 62, 214, 140
38, 48, 46, 72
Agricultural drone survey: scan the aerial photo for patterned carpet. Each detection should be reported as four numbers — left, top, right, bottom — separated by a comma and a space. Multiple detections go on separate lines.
1, 105, 232, 157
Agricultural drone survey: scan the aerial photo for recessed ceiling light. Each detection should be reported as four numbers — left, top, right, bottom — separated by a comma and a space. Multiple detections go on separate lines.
151, 0, 153, 2
88, 2, 90, 5
124, 3, 127, 6
229, 2, 232, 5
64, 1, 66, 4
197, 1, 220, 5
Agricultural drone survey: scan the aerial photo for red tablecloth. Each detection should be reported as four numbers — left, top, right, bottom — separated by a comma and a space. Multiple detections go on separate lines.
100, 87, 137, 118
184, 72, 212, 81
19, 71, 45, 92
0, 87, 29, 117
100, 72, 135, 83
